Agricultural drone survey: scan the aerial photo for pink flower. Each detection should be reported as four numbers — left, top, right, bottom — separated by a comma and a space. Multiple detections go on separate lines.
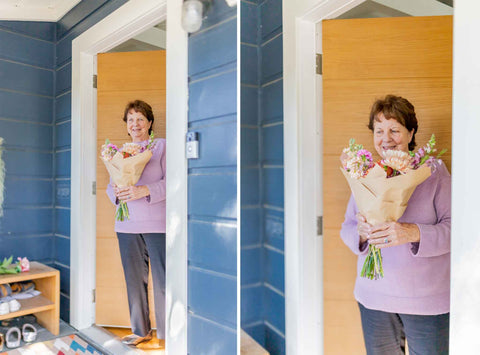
17, 257, 30, 272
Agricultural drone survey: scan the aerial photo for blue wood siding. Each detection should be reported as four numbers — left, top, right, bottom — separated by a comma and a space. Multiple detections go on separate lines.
187, 2, 238, 352
0, 22, 55, 284
241, 0, 285, 352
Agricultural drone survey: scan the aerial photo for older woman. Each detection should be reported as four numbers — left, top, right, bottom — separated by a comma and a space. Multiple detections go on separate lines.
106, 100, 166, 346
340, 95, 451, 354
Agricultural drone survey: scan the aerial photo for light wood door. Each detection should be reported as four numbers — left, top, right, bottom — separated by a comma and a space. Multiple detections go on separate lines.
96, 50, 166, 327
323, 16, 452, 354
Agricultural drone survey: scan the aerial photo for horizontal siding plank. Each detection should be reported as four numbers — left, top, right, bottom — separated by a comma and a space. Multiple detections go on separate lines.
240, 207, 261, 247
188, 220, 237, 276
55, 235, 71, 266
188, 173, 236, 219
263, 167, 284, 208
188, 313, 236, 354
55, 63, 72, 97
55, 120, 71, 150
4, 179, 52, 207
260, 0, 283, 41
55, 93, 71, 123
261, 34, 283, 84
264, 209, 284, 251
3, 150, 52, 177
0, 91, 53, 124
55, 150, 71, 178
241, 2, 258, 45
241, 167, 260, 206
264, 286, 285, 334
189, 70, 237, 122
241, 85, 258, 126
0, 60, 53, 97
241, 44, 258, 85
264, 248, 285, 292
241, 285, 263, 325
55, 179, 71, 208
187, 120, 237, 169
0, 30, 54, 69
0, 209, 53, 235
188, 267, 237, 327
55, 208, 71, 237
241, 247, 262, 284
0, 21, 55, 42
241, 127, 259, 166
0, 120, 52, 150
262, 123, 283, 164
189, 18, 237, 77
261, 79, 283, 123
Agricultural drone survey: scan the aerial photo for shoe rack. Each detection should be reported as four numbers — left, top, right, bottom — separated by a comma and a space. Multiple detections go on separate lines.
0, 262, 59, 335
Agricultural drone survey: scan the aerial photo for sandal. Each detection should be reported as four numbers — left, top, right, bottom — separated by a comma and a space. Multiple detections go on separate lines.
0, 333, 4, 351
22, 323, 37, 343
6, 326, 21, 348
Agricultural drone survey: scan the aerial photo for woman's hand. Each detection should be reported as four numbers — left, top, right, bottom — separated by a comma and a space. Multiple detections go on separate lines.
356, 214, 372, 245
367, 222, 420, 249
114, 185, 150, 202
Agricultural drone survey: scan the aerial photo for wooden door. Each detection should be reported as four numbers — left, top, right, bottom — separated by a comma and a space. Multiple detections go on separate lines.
323, 16, 452, 354
96, 50, 166, 326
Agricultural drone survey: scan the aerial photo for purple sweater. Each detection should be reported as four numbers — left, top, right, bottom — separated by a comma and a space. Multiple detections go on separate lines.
106, 138, 166, 233
340, 160, 451, 315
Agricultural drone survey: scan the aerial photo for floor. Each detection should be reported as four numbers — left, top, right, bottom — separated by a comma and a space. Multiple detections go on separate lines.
104, 327, 165, 354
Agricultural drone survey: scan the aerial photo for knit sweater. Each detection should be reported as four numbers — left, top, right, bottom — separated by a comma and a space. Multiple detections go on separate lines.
340, 159, 451, 315
106, 138, 166, 233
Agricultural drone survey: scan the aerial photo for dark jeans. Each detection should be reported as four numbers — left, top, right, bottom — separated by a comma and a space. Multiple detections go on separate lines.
358, 302, 449, 355
117, 232, 166, 339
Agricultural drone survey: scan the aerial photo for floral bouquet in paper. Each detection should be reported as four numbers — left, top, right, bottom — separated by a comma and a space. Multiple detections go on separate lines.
100, 132, 156, 221
341, 134, 446, 280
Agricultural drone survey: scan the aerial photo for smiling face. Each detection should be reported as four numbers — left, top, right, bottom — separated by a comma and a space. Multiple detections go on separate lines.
373, 112, 414, 158
126, 109, 152, 142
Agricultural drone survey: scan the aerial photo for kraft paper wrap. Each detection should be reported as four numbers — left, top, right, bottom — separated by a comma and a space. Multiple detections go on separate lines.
341, 164, 431, 225
102, 150, 152, 187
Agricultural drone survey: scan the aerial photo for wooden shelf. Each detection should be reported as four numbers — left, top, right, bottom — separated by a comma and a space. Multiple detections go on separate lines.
0, 261, 59, 335
0, 295, 54, 321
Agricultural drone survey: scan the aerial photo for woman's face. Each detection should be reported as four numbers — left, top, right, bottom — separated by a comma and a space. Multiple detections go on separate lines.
126, 109, 151, 142
373, 112, 413, 158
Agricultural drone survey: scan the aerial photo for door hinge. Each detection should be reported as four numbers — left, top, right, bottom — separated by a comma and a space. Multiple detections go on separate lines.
316, 53, 322, 75
92, 289, 96, 303
93, 74, 97, 88
92, 181, 96, 195
317, 215, 323, 236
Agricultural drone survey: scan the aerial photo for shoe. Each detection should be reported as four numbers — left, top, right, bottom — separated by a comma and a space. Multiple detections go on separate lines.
5, 327, 21, 348
22, 323, 37, 343
0, 302, 8, 316
121, 331, 153, 346
8, 300, 21, 312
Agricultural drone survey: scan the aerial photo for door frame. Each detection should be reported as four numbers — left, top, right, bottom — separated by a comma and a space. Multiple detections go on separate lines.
282, 0, 453, 354
70, 0, 188, 353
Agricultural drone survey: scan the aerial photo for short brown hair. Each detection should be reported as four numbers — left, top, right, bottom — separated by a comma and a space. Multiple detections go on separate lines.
368, 95, 418, 151
123, 100, 154, 135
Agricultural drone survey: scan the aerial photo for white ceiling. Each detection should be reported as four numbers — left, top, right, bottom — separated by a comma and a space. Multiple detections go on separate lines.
0, 0, 82, 22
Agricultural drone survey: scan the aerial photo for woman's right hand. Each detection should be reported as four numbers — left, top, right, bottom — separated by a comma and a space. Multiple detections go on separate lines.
356, 213, 372, 244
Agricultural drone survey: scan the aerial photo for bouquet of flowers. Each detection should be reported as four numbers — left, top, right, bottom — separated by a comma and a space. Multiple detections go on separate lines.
341, 134, 446, 280
100, 132, 156, 221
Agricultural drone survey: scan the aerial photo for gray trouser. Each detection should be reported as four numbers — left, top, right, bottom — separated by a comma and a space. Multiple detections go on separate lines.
117, 232, 166, 339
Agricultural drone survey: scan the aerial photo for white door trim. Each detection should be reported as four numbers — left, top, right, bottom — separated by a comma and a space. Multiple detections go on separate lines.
70, 0, 188, 353
283, 1, 366, 354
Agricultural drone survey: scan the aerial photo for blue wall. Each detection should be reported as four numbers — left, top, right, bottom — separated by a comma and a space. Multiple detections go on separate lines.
187, 1, 238, 353
241, 0, 285, 353
0, 21, 55, 274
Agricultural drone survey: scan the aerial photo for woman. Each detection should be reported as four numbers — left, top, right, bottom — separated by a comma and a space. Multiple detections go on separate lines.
106, 100, 166, 346
340, 95, 451, 354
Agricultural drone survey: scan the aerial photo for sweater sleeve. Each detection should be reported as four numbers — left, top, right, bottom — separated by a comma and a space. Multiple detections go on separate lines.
106, 179, 119, 205
412, 161, 451, 257
145, 139, 166, 204
340, 194, 369, 255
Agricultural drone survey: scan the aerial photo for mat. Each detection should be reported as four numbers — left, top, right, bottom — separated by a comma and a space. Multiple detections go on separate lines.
1, 334, 103, 355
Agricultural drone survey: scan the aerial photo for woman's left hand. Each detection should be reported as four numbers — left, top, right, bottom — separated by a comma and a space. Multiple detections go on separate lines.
367, 222, 420, 249
115, 185, 150, 202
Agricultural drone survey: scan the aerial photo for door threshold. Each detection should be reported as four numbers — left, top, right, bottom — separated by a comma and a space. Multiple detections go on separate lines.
79, 325, 148, 354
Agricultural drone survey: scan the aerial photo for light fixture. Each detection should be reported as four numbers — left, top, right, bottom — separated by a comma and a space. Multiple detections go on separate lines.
181, 0, 210, 33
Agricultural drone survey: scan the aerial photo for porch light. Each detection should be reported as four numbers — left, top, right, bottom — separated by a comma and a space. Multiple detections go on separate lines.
181, 0, 210, 33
